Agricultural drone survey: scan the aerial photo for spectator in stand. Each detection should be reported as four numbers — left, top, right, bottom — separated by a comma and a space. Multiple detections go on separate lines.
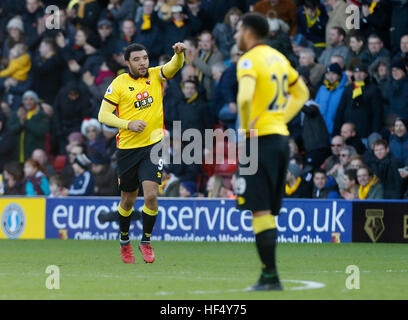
161, 4, 201, 56
81, 118, 107, 161
322, 135, 344, 171
53, 81, 94, 154
114, 19, 137, 55
105, 0, 136, 28
101, 124, 118, 165
360, 0, 392, 50
68, 153, 94, 196
318, 27, 348, 67
90, 152, 119, 196
267, 12, 298, 66
188, 30, 224, 102
315, 63, 348, 136
23, 158, 50, 196
360, 34, 391, 67
369, 57, 390, 99
7, 90, 49, 163
179, 180, 198, 198
0, 44, 31, 93
296, 0, 328, 56
22, 0, 44, 49
31, 37, 63, 105
327, 145, 357, 190
324, 0, 349, 48
334, 64, 384, 145
133, 0, 163, 66
49, 175, 69, 197
66, 0, 101, 32
347, 154, 365, 170
93, 19, 117, 59
312, 168, 339, 199
2, 161, 25, 195
394, 34, 408, 60
0, 111, 16, 171
363, 132, 382, 168
297, 100, 332, 169
390, 0, 408, 56
345, 32, 367, 67
371, 139, 404, 199
252, 0, 298, 36
298, 48, 326, 90
82, 56, 120, 103
172, 80, 213, 139
212, 6, 242, 60
61, 143, 85, 188
31, 148, 55, 178
285, 163, 313, 198
339, 168, 358, 200
389, 118, 408, 163
383, 58, 408, 120
339, 122, 366, 155
2, 16, 26, 60
356, 165, 384, 199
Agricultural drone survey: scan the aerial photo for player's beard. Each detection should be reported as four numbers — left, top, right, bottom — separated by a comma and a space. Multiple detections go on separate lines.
129, 65, 148, 78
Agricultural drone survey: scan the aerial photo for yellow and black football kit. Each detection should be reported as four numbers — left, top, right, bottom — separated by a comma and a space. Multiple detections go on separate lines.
98, 52, 184, 191
235, 44, 309, 213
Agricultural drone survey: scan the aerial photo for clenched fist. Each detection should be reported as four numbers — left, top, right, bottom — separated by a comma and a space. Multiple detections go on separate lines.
172, 42, 187, 54
128, 120, 147, 133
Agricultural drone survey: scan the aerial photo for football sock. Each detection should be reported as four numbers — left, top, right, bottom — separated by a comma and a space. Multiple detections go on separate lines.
141, 204, 158, 243
252, 215, 279, 283
118, 204, 133, 246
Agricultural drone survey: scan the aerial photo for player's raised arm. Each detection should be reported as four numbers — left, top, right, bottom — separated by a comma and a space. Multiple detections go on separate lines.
284, 73, 309, 124
237, 75, 256, 132
161, 42, 186, 80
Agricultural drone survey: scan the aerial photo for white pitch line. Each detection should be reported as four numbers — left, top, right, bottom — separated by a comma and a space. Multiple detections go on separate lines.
154, 279, 326, 296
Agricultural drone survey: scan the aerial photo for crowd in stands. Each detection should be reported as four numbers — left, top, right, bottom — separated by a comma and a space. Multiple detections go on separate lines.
0, 0, 407, 200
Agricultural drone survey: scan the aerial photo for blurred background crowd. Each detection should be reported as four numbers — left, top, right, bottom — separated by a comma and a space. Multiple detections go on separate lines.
0, 0, 407, 200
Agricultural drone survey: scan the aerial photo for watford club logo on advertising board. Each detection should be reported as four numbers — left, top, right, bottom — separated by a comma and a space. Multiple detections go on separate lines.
364, 209, 385, 243
134, 91, 154, 110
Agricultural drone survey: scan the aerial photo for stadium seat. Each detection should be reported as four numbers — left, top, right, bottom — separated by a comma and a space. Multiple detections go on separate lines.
52, 155, 66, 174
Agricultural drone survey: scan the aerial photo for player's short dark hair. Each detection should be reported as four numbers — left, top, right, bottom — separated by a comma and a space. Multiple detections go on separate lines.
124, 43, 148, 61
241, 12, 269, 40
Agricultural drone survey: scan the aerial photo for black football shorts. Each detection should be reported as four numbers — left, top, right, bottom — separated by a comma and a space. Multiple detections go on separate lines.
116, 141, 163, 193
236, 134, 289, 215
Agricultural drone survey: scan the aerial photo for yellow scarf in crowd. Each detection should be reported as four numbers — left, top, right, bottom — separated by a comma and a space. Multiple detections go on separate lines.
187, 92, 198, 104
324, 80, 339, 91
352, 81, 365, 99
358, 176, 379, 199
173, 19, 185, 28
369, 1, 377, 14
285, 177, 302, 196
306, 8, 321, 28
19, 108, 36, 163
197, 50, 212, 82
141, 14, 151, 30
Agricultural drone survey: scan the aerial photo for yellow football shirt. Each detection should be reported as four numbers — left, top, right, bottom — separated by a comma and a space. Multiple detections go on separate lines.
103, 66, 166, 149
237, 44, 299, 136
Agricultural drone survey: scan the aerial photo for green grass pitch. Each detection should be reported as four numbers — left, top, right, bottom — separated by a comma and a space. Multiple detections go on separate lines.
0, 239, 407, 300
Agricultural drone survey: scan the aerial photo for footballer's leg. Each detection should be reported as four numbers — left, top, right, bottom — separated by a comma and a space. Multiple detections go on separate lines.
139, 180, 159, 263
118, 190, 138, 264
246, 210, 282, 291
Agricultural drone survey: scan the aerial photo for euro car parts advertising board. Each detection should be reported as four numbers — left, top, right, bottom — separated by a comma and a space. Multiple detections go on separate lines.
45, 198, 353, 243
